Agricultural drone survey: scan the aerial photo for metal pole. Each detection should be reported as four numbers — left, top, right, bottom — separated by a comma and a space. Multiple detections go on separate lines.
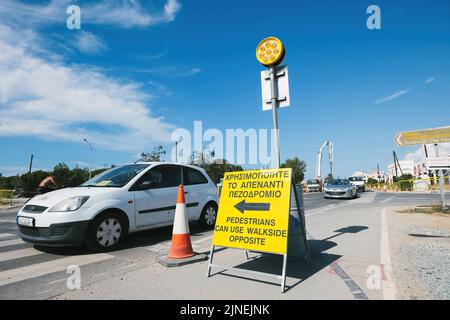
269, 67, 280, 168
434, 144, 446, 209
83, 138, 93, 179
175, 141, 178, 163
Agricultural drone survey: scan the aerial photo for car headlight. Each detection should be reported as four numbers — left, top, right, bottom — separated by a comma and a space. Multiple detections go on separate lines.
49, 196, 90, 212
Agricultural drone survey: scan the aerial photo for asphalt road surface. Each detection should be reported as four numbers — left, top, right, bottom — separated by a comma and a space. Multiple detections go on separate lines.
0, 191, 448, 300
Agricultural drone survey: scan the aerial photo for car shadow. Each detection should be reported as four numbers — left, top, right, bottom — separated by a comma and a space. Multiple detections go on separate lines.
34, 222, 212, 256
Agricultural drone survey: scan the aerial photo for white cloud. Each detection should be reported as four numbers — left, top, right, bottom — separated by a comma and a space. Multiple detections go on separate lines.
0, 0, 181, 29
0, 23, 174, 152
374, 89, 411, 104
75, 31, 107, 55
424, 77, 435, 84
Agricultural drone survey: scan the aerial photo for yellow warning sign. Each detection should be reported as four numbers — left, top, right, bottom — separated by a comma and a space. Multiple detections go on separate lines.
395, 126, 450, 146
212, 168, 292, 254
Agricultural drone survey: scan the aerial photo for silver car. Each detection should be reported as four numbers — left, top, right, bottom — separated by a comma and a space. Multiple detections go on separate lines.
324, 179, 358, 199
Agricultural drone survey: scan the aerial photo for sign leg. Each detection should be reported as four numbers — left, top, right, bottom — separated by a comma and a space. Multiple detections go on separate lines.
206, 245, 215, 277
281, 254, 287, 293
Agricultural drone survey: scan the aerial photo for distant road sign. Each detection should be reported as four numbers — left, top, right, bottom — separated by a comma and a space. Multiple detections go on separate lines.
395, 126, 450, 146
212, 168, 292, 254
426, 157, 450, 171
261, 65, 290, 111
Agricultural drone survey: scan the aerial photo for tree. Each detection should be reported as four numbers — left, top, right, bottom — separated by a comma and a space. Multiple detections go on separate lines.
201, 159, 243, 184
53, 163, 71, 187
140, 146, 166, 162
281, 157, 307, 184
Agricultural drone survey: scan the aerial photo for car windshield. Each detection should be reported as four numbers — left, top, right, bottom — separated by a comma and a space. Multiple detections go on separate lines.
349, 177, 363, 182
329, 179, 350, 186
80, 164, 149, 188
307, 179, 319, 184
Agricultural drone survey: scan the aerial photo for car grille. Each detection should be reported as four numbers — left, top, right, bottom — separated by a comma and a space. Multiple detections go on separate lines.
18, 225, 71, 238
22, 205, 48, 213
326, 191, 346, 196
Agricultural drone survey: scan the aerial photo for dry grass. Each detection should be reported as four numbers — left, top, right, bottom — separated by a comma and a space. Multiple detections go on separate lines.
398, 204, 449, 216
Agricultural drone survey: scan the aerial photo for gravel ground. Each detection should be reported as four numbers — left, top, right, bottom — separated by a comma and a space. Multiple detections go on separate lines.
387, 209, 450, 300
404, 242, 450, 299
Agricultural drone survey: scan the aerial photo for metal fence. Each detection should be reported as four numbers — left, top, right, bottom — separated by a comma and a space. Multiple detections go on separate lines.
0, 189, 14, 206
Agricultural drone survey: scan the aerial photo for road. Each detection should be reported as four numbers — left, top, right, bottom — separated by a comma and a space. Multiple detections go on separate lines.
0, 191, 448, 300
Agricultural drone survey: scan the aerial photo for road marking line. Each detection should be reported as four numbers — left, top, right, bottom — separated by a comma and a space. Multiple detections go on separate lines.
0, 233, 16, 239
0, 239, 25, 248
380, 196, 395, 203
0, 253, 113, 287
380, 208, 397, 300
0, 219, 16, 224
47, 278, 66, 285
192, 235, 213, 245
0, 247, 42, 263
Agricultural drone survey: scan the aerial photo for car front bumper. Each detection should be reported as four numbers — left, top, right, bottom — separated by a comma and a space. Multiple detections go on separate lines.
324, 190, 351, 198
17, 220, 90, 247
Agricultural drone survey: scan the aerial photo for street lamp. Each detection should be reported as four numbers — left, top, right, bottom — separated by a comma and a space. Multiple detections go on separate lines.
83, 138, 93, 179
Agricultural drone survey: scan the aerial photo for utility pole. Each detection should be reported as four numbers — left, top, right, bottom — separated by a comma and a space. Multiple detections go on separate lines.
434, 144, 446, 209
83, 138, 93, 179
27, 154, 33, 194
175, 141, 178, 163
393, 151, 398, 180
377, 163, 381, 182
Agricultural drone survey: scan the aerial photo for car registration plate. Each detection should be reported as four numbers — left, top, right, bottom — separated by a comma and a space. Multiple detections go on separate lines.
17, 216, 34, 227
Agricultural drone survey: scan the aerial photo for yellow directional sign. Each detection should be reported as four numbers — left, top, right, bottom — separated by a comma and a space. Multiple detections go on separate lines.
212, 168, 292, 254
395, 126, 450, 146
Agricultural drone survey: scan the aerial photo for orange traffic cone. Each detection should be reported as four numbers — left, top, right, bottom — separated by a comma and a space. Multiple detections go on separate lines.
168, 185, 195, 259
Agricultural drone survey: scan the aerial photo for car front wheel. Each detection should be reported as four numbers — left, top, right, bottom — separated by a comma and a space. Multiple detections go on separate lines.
86, 212, 127, 252
199, 203, 218, 229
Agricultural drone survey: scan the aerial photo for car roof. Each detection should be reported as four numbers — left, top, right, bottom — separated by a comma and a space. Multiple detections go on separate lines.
131, 162, 207, 172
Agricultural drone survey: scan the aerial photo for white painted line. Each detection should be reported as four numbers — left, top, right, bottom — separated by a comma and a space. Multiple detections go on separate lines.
0, 247, 41, 263
47, 278, 66, 285
0, 219, 16, 224
380, 208, 397, 300
0, 253, 113, 287
192, 235, 213, 245
0, 233, 16, 239
380, 196, 395, 203
0, 239, 25, 248
35, 289, 52, 295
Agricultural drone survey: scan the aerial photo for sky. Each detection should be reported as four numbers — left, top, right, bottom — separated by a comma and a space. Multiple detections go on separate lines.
0, 0, 449, 179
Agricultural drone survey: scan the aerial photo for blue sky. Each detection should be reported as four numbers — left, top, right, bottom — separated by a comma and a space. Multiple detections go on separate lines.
0, 0, 449, 179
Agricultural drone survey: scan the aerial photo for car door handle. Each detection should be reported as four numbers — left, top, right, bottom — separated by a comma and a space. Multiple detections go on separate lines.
184, 191, 188, 194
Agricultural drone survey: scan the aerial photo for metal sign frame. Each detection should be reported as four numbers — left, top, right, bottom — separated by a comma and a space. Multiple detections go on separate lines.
206, 176, 310, 293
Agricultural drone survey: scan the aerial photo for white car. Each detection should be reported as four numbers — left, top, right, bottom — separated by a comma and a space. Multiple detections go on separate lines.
16, 163, 219, 252
348, 176, 365, 192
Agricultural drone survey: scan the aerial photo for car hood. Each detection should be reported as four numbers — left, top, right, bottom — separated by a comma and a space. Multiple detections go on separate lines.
25, 187, 119, 208
325, 185, 351, 191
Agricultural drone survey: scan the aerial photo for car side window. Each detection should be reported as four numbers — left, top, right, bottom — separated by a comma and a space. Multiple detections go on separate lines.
134, 166, 181, 190
183, 167, 208, 185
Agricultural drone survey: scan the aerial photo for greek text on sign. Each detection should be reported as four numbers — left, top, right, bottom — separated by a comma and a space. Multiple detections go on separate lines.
395, 126, 450, 146
212, 168, 292, 254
